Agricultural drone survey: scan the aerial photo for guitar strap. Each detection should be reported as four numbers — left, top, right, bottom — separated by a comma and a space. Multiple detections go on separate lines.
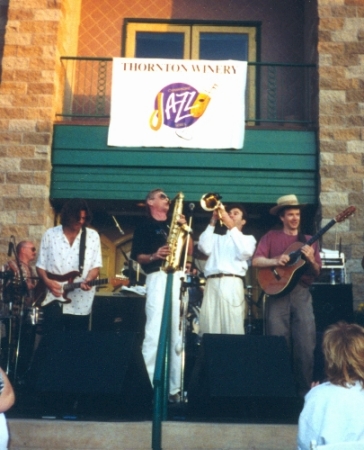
79, 226, 86, 275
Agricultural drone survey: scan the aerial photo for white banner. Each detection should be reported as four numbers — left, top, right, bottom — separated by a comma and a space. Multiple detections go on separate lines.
107, 58, 247, 149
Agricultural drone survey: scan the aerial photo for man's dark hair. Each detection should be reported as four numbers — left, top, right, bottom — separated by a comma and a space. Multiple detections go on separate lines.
278, 205, 302, 218
60, 198, 92, 227
226, 203, 248, 222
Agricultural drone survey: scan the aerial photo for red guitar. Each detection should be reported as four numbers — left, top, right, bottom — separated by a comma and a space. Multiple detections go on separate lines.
257, 206, 356, 297
34, 271, 129, 307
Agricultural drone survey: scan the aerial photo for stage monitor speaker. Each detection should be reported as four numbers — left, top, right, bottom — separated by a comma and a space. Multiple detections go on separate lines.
310, 283, 353, 332
188, 334, 297, 417
31, 331, 152, 407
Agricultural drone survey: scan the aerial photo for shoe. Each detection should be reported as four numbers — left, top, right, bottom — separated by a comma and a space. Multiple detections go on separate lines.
168, 392, 181, 404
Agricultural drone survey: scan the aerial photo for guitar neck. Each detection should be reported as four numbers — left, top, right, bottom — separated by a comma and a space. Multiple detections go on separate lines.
66, 278, 109, 291
306, 218, 337, 247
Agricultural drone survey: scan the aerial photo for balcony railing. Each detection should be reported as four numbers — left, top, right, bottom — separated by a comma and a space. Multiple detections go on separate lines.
58, 57, 317, 127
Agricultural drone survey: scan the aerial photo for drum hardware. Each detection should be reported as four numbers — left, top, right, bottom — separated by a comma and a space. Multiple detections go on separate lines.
26, 307, 43, 326
245, 285, 261, 335
0, 271, 14, 280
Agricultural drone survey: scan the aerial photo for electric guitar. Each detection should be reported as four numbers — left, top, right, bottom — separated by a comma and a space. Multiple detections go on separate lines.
257, 206, 356, 297
34, 271, 129, 307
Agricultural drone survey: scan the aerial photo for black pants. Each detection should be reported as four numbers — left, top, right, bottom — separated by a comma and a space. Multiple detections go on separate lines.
42, 303, 89, 336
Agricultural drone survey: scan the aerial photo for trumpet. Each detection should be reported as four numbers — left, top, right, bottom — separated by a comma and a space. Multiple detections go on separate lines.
200, 193, 225, 225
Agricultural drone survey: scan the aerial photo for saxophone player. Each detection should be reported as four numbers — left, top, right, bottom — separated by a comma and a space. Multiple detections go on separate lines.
131, 188, 193, 402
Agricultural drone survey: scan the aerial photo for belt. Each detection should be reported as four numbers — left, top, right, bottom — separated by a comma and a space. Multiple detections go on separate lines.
145, 267, 164, 275
207, 273, 244, 281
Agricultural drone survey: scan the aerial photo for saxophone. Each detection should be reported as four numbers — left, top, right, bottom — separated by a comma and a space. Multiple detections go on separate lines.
163, 192, 191, 273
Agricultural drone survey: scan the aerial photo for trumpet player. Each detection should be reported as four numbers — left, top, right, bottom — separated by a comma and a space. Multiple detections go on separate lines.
131, 188, 193, 403
198, 203, 256, 335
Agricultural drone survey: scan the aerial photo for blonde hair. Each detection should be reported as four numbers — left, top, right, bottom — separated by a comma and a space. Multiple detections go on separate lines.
323, 321, 364, 387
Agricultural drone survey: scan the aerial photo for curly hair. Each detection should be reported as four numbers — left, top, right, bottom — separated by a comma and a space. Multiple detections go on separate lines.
60, 199, 92, 227
323, 321, 364, 387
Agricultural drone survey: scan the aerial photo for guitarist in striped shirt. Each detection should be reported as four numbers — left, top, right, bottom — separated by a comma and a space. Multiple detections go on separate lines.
252, 194, 321, 398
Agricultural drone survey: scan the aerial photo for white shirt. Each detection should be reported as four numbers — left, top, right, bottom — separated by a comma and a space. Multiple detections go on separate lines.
297, 381, 364, 450
198, 225, 256, 277
36, 225, 102, 315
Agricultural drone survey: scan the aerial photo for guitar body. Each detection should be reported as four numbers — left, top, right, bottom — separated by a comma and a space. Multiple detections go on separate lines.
257, 242, 307, 297
35, 271, 128, 307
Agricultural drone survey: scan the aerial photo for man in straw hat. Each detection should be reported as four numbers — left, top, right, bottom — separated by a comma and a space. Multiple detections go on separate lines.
252, 194, 321, 397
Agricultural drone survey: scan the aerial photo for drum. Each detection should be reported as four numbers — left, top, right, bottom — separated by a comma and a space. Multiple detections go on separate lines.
26, 307, 43, 325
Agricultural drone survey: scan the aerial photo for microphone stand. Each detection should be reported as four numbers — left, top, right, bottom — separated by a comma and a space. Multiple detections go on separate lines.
10, 238, 29, 384
178, 204, 194, 405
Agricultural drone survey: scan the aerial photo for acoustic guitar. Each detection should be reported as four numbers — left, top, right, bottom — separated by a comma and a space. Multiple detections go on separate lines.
257, 206, 356, 297
34, 271, 129, 307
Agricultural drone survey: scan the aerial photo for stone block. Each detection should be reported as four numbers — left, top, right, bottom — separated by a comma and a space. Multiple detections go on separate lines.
319, 0, 344, 5
318, 42, 344, 55
345, 0, 364, 5
334, 152, 361, 166
0, 211, 16, 225
0, 185, 19, 196
19, 184, 49, 199
345, 42, 364, 54
320, 17, 345, 31
320, 140, 347, 153
9, 119, 36, 132
16, 211, 44, 225
3, 198, 31, 210
22, 132, 52, 146
347, 90, 364, 102
320, 191, 349, 205
20, 158, 49, 171
334, 128, 362, 141
348, 141, 364, 153
27, 83, 55, 95
320, 165, 348, 178
0, 158, 20, 172
320, 152, 335, 165
347, 115, 364, 126
320, 89, 346, 105
0, 132, 22, 144
34, 9, 62, 21
6, 145, 35, 158
331, 6, 358, 18
332, 53, 359, 66
6, 172, 34, 184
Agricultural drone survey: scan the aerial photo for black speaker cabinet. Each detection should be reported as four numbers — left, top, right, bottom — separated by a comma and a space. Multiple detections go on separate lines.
310, 283, 353, 332
188, 334, 297, 418
31, 331, 152, 412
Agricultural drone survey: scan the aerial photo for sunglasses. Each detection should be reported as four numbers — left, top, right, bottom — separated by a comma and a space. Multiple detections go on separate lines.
25, 247, 36, 252
158, 194, 169, 200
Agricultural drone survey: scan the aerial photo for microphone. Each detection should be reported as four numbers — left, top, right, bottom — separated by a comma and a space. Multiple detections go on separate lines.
7, 236, 14, 257
112, 215, 125, 235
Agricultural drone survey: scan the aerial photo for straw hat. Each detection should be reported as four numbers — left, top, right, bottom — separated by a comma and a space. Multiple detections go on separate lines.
269, 194, 305, 215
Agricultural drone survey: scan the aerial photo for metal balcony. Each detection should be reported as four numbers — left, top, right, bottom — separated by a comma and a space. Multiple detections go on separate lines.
57, 56, 317, 127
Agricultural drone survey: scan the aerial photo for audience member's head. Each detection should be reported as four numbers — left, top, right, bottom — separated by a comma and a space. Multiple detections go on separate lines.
323, 321, 364, 388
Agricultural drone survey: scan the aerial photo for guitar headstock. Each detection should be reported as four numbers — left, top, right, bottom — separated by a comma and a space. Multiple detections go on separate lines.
110, 277, 130, 288
335, 206, 356, 223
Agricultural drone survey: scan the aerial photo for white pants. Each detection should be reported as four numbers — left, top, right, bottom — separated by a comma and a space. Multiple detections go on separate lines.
0, 414, 9, 450
199, 277, 246, 335
142, 270, 182, 395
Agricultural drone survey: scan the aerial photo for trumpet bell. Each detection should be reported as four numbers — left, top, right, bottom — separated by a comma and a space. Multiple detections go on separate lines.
200, 193, 222, 211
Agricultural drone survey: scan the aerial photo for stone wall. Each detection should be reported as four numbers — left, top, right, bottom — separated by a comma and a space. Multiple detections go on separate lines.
318, 0, 364, 307
0, 0, 81, 263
